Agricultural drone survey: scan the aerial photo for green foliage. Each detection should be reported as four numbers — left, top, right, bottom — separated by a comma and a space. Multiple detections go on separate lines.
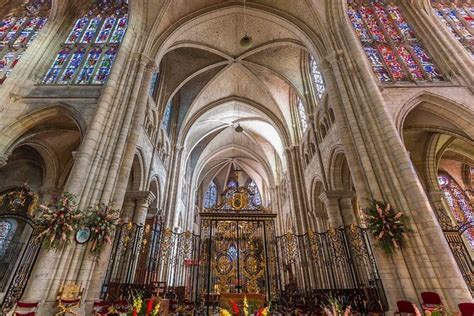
364, 200, 411, 254
35, 192, 82, 251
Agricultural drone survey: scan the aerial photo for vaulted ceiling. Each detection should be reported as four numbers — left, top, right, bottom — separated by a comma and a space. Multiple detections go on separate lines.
157, 8, 316, 200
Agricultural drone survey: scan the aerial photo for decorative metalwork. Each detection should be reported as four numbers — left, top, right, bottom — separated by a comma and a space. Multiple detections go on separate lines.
0, 187, 42, 314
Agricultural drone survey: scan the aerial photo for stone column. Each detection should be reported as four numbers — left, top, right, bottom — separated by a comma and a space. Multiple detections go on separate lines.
127, 191, 155, 284
321, 4, 473, 307
319, 191, 343, 228
285, 146, 310, 234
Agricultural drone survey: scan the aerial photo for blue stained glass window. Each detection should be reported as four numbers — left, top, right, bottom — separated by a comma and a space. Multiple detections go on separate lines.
438, 174, 474, 249
432, 1, 474, 58
66, 17, 89, 44
96, 16, 116, 44
204, 181, 218, 208
43, 1, 128, 85
110, 15, 128, 44
162, 102, 172, 132
80, 17, 101, 44
248, 180, 262, 206
149, 72, 159, 96
58, 49, 85, 84
348, 0, 443, 83
227, 180, 238, 189
92, 47, 117, 84
76, 48, 102, 84
0, 1, 50, 84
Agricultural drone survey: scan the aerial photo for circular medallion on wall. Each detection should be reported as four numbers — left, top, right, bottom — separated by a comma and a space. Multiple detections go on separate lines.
75, 227, 91, 244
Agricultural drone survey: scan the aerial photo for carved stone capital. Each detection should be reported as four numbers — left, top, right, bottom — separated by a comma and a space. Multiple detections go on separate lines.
124, 190, 156, 207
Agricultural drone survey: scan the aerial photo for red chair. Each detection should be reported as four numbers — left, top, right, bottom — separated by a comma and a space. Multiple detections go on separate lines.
13, 301, 39, 316
421, 292, 444, 313
93, 300, 110, 315
459, 303, 474, 316
394, 300, 418, 315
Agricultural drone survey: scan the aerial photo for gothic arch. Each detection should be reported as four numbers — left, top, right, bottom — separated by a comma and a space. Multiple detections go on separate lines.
129, 151, 145, 192
397, 92, 474, 142
0, 104, 85, 156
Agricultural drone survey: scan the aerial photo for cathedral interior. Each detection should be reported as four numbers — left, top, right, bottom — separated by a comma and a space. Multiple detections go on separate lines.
0, 0, 473, 315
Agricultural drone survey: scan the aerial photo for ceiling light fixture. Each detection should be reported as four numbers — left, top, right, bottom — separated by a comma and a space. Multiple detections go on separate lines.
235, 124, 244, 133
240, 0, 252, 48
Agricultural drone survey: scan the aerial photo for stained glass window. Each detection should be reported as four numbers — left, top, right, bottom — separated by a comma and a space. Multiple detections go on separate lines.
149, 72, 159, 96
438, 173, 474, 249
309, 55, 326, 100
0, 1, 50, 84
348, 0, 443, 83
432, 1, 474, 58
248, 180, 262, 206
204, 181, 218, 208
297, 97, 308, 132
162, 102, 172, 133
0, 221, 13, 256
43, 1, 128, 85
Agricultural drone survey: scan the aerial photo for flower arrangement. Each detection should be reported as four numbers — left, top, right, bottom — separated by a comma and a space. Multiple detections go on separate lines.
364, 200, 411, 254
219, 296, 270, 316
131, 291, 143, 316
82, 203, 118, 258
127, 293, 161, 316
35, 192, 82, 251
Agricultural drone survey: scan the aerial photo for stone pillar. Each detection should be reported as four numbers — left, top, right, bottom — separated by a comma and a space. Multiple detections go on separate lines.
319, 191, 343, 228
339, 194, 357, 226
285, 146, 310, 234
320, 5, 473, 307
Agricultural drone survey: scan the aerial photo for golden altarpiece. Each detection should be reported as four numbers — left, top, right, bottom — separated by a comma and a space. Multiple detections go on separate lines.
197, 186, 278, 310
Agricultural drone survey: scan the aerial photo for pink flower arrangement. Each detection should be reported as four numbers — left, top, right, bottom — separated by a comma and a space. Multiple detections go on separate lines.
364, 200, 411, 254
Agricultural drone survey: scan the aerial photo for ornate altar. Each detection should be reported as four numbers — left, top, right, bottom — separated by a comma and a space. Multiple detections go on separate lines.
197, 186, 278, 313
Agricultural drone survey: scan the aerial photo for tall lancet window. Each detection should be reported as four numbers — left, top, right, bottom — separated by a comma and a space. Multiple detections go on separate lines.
204, 181, 218, 208
247, 180, 262, 206
297, 97, 308, 132
347, 0, 443, 83
0, 0, 50, 84
0, 220, 13, 256
43, 0, 128, 85
438, 173, 474, 249
432, 1, 473, 58
162, 102, 172, 133
309, 56, 326, 100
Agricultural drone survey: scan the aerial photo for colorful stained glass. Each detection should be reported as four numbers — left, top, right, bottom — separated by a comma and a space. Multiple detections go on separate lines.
92, 48, 117, 84
80, 17, 101, 44
43, 49, 70, 84
0, 1, 50, 83
432, 2, 474, 58
66, 17, 89, 44
348, 1, 443, 82
377, 43, 408, 81
44, 2, 128, 85
248, 180, 262, 206
110, 15, 128, 44
438, 174, 474, 249
96, 16, 116, 43
363, 45, 391, 82
75, 48, 102, 84
57, 49, 85, 84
